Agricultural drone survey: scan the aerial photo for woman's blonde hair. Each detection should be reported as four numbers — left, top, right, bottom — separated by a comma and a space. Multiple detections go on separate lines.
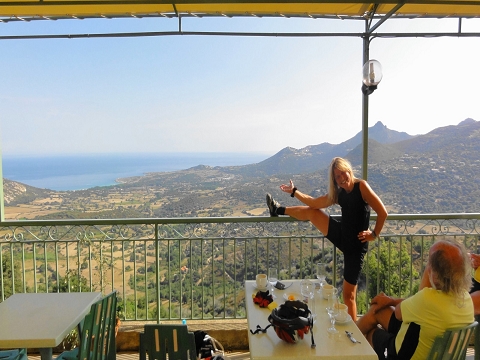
327, 157, 357, 204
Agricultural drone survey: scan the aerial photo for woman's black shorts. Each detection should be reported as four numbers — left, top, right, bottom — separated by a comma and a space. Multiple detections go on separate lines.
326, 216, 368, 285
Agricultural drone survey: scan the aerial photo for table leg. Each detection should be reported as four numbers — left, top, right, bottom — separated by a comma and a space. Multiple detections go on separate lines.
39, 348, 53, 360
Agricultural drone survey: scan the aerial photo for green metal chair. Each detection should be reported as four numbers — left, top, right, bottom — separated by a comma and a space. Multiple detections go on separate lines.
0, 349, 27, 360
139, 324, 197, 360
56, 291, 118, 360
475, 315, 480, 360
426, 321, 477, 360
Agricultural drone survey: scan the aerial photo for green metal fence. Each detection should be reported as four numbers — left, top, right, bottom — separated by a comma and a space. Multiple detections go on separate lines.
1, 214, 479, 322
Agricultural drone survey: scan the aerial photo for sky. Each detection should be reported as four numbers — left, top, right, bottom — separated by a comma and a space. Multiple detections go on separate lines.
1, 15, 480, 158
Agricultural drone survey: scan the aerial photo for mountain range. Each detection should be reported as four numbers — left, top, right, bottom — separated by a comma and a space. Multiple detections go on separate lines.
3, 118, 480, 216
233, 120, 413, 176
102, 117, 480, 215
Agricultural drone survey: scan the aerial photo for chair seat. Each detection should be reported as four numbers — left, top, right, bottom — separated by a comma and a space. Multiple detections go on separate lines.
55, 347, 79, 360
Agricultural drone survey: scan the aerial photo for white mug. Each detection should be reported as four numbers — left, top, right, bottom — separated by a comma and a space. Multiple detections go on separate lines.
335, 303, 349, 322
322, 284, 338, 299
256, 274, 268, 289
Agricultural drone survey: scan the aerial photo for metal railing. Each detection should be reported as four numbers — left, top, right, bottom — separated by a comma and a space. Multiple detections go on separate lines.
1, 214, 479, 322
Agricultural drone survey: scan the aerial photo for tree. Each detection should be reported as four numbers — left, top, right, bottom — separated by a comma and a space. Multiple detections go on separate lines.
51, 270, 89, 293
0, 250, 24, 298
364, 237, 420, 299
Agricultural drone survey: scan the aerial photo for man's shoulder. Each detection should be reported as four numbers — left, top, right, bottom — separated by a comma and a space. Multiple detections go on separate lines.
402, 288, 442, 308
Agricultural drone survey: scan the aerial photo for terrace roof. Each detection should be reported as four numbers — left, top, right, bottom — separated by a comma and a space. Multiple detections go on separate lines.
2, 0, 480, 23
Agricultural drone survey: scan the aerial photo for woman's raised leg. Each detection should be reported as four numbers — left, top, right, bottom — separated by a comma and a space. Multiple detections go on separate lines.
285, 206, 330, 235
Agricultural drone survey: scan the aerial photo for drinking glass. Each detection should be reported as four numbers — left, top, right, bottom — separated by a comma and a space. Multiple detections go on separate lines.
316, 263, 327, 293
326, 293, 339, 334
268, 268, 278, 290
268, 268, 278, 296
300, 279, 314, 302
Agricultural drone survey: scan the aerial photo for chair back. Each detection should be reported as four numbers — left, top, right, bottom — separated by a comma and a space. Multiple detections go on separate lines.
139, 324, 196, 360
0, 349, 27, 360
78, 291, 118, 360
426, 321, 477, 360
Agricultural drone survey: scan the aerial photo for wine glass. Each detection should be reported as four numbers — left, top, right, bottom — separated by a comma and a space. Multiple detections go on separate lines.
316, 263, 327, 293
300, 279, 316, 317
300, 279, 314, 304
268, 267, 278, 294
326, 293, 339, 334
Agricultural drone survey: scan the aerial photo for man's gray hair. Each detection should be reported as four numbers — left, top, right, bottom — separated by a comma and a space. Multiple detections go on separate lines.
429, 240, 472, 299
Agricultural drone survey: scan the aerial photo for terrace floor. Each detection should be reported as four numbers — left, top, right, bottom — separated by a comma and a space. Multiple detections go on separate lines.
28, 352, 251, 360
23, 317, 478, 360
29, 349, 476, 360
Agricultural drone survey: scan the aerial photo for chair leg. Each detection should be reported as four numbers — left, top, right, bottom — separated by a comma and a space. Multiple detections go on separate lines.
139, 333, 146, 360
108, 327, 116, 360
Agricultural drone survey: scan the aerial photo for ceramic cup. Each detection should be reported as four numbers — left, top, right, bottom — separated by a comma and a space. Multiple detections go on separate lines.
322, 284, 338, 299
335, 303, 349, 322
256, 273, 268, 289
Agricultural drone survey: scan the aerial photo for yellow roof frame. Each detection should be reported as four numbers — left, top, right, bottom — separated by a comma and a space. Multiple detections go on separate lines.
2, 0, 480, 22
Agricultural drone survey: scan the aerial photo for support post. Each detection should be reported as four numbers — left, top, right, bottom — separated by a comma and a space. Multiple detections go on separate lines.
361, 23, 370, 181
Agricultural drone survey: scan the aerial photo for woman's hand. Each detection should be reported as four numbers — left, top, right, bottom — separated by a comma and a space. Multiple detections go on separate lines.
358, 230, 376, 243
279, 180, 295, 194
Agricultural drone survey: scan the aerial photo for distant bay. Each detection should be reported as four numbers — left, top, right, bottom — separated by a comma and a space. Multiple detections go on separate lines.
2, 152, 269, 191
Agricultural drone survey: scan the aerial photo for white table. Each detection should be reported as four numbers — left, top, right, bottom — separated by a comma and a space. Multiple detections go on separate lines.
246, 280, 377, 360
0, 292, 102, 360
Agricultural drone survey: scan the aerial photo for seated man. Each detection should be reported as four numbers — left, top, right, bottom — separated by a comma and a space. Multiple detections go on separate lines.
469, 252, 480, 314
356, 240, 474, 360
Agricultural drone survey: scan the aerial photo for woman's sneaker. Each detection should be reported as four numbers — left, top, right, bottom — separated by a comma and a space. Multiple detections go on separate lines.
266, 193, 280, 217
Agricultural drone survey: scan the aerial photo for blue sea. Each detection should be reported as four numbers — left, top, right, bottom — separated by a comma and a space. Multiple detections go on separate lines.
1, 153, 269, 191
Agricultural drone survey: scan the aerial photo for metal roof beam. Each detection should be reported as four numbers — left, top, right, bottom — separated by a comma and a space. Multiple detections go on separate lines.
368, 2, 404, 33
1, 30, 480, 41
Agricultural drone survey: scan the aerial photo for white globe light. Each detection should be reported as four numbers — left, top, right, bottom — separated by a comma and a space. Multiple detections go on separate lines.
362, 59, 383, 86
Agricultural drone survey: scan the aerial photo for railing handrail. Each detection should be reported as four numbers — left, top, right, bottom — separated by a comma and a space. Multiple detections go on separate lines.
0, 213, 479, 226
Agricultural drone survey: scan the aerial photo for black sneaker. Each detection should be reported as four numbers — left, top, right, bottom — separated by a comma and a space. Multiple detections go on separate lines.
266, 193, 280, 217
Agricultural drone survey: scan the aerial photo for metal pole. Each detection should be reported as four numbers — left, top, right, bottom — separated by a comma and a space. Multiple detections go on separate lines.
361, 20, 370, 181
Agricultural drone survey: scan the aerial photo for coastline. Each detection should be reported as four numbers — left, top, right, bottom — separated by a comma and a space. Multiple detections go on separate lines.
2, 152, 270, 191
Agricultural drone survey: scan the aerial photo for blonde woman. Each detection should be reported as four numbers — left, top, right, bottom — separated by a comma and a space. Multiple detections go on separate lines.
266, 157, 388, 321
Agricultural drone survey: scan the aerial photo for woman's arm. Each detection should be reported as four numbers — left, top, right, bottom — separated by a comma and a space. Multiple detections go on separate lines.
279, 179, 333, 209
359, 180, 388, 242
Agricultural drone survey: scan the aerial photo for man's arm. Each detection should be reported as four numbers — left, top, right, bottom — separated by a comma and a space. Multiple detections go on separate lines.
471, 291, 480, 315
371, 292, 403, 313
394, 302, 403, 321
419, 265, 432, 290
